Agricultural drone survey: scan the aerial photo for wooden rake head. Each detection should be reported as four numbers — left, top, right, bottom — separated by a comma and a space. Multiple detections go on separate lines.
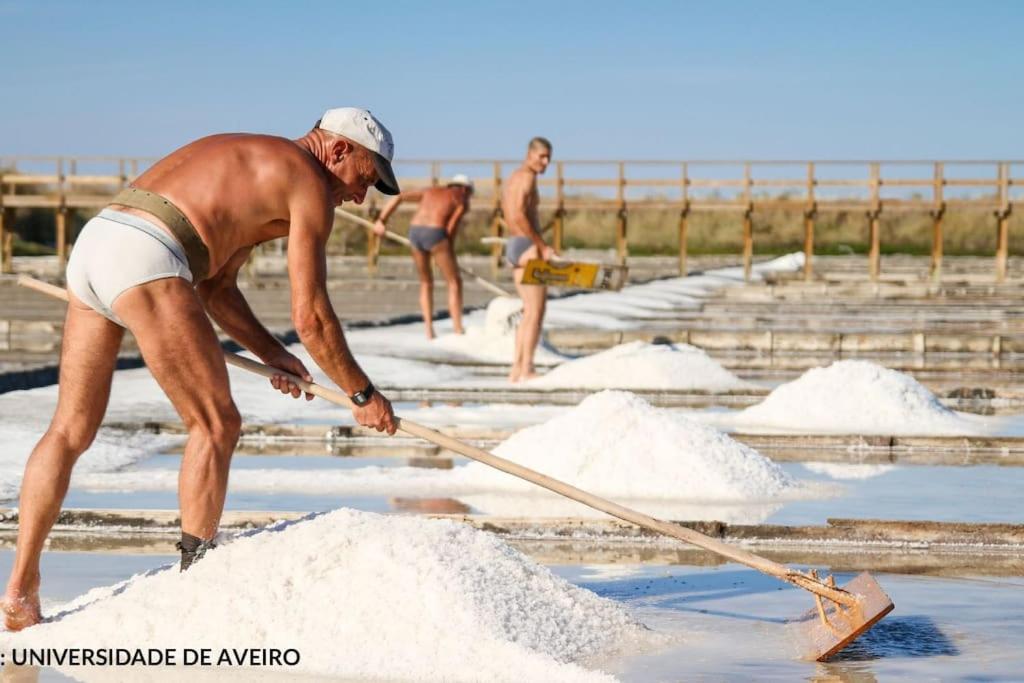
790, 571, 895, 661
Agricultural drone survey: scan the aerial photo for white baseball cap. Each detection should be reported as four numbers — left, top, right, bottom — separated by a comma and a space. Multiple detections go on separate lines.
448, 173, 474, 189
316, 107, 400, 195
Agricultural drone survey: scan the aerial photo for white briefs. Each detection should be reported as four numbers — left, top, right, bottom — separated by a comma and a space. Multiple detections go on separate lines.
65, 209, 194, 326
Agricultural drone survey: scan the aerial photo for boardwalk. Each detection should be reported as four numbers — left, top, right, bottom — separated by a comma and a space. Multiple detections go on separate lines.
1, 156, 1020, 279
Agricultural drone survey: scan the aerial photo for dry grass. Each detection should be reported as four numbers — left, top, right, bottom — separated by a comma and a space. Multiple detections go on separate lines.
336, 204, 1023, 258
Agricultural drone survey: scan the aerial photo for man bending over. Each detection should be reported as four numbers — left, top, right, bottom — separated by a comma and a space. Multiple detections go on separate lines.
374, 175, 474, 339
3, 107, 400, 631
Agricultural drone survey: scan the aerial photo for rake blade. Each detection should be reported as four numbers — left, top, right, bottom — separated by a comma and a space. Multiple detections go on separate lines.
790, 571, 895, 662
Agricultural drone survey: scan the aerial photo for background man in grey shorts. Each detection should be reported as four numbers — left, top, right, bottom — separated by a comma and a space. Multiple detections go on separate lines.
2, 107, 400, 631
373, 176, 474, 339
502, 137, 555, 382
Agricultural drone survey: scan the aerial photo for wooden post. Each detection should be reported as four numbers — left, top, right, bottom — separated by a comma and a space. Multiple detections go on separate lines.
1, 211, 12, 274
742, 212, 753, 281
56, 208, 68, 269
742, 162, 753, 281
552, 161, 564, 253
930, 162, 945, 281
366, 202, 381, 277
56, 158, 68, 270
678, 162, 689, 276
868, 162, 881, 281
803, 162, 816, 280
490, 162, 503, 276
678, 210, 690, 277
430, 162, 441, 187
118, 159, 128, 188
995, 162, 1011, 282
0, 170, 8, 274
615, 162, 627, 264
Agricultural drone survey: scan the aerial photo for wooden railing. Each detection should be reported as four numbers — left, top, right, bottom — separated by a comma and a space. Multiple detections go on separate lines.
1, 156, 1020, 281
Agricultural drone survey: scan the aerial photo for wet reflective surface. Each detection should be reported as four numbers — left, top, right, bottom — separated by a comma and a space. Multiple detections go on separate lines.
560, 564, 1024, 681
59, 452, 1024, 526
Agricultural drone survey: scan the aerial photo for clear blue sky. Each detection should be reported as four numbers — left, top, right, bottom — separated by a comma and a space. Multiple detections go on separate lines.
1, 0, 1021, 160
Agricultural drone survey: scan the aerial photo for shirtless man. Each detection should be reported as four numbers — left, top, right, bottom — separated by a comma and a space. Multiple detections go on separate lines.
502, 137, 555, 382
373, 175, 473, 339
2, 107, 400, 631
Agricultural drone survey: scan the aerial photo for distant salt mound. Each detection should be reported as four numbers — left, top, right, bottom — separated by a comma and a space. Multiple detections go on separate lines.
736, 360, 973, 435
803, 462, 898, 480
529, 341, 747, 391
457, 391, 796, 500
455, 492, 786, 524
483, 295, 525, 337
420, 296, 564, 366
5, 509, 639, 682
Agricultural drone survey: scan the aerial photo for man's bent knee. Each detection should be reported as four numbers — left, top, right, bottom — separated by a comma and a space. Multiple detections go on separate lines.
186, 404, 242, 456
45, 420, 100, 460
211, 405, 242, 448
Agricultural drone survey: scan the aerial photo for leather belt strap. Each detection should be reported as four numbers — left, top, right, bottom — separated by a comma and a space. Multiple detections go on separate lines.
111, 187, 210, 281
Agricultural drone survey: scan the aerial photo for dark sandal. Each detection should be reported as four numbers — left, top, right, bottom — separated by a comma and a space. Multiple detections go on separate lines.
176, 532, 217, 571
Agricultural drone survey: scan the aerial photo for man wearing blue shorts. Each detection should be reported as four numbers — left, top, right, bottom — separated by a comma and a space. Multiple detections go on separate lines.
374, 175, 474, 339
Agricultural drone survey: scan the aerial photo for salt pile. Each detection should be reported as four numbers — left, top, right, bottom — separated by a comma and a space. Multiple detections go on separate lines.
529, 341, 748, 391
344, 296, 561, 367
803, 462, 898, 480
735, 360, 975, 435
456, 391, 796, 501
483, 295, 525, 336
431, 296, 566, 365
5, 509, 640, 682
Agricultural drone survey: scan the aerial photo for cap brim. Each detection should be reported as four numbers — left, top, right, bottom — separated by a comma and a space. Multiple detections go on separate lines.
371, 153, 400, 195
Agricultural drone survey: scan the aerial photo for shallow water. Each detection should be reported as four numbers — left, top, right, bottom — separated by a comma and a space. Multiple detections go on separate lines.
559, 564, 1024, 681
768, 462, 1024, 524
60, 452, 1024, 526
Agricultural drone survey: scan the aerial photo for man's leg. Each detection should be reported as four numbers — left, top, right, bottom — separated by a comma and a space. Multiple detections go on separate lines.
510, 269, 527, 383
510, 245, 546, 382
411, 248, 435, 339
432, 240, 464, 334
3, 296, 124, 630
512, 273, 547, 382
112, 278, 241, 552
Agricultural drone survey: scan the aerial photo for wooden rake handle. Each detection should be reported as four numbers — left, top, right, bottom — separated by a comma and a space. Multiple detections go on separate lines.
16, 274, 855, 607
334, 208, 513, 298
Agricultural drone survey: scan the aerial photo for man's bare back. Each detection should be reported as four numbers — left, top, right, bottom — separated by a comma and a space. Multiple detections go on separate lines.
115, 134, 344, 278
409, 186, 467, 232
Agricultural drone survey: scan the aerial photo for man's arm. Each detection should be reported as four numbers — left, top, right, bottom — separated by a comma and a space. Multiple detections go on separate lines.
445, 203, 466, 237
197, 246, 313, 400
374, 189, 424, 235
197, 247, 282, 361
289, 188, 396, 433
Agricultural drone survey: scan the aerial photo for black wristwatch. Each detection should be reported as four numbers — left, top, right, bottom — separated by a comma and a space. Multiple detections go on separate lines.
350, 382, 375, 407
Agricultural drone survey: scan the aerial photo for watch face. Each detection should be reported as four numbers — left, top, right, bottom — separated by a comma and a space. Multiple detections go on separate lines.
351, 384, 373, 406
